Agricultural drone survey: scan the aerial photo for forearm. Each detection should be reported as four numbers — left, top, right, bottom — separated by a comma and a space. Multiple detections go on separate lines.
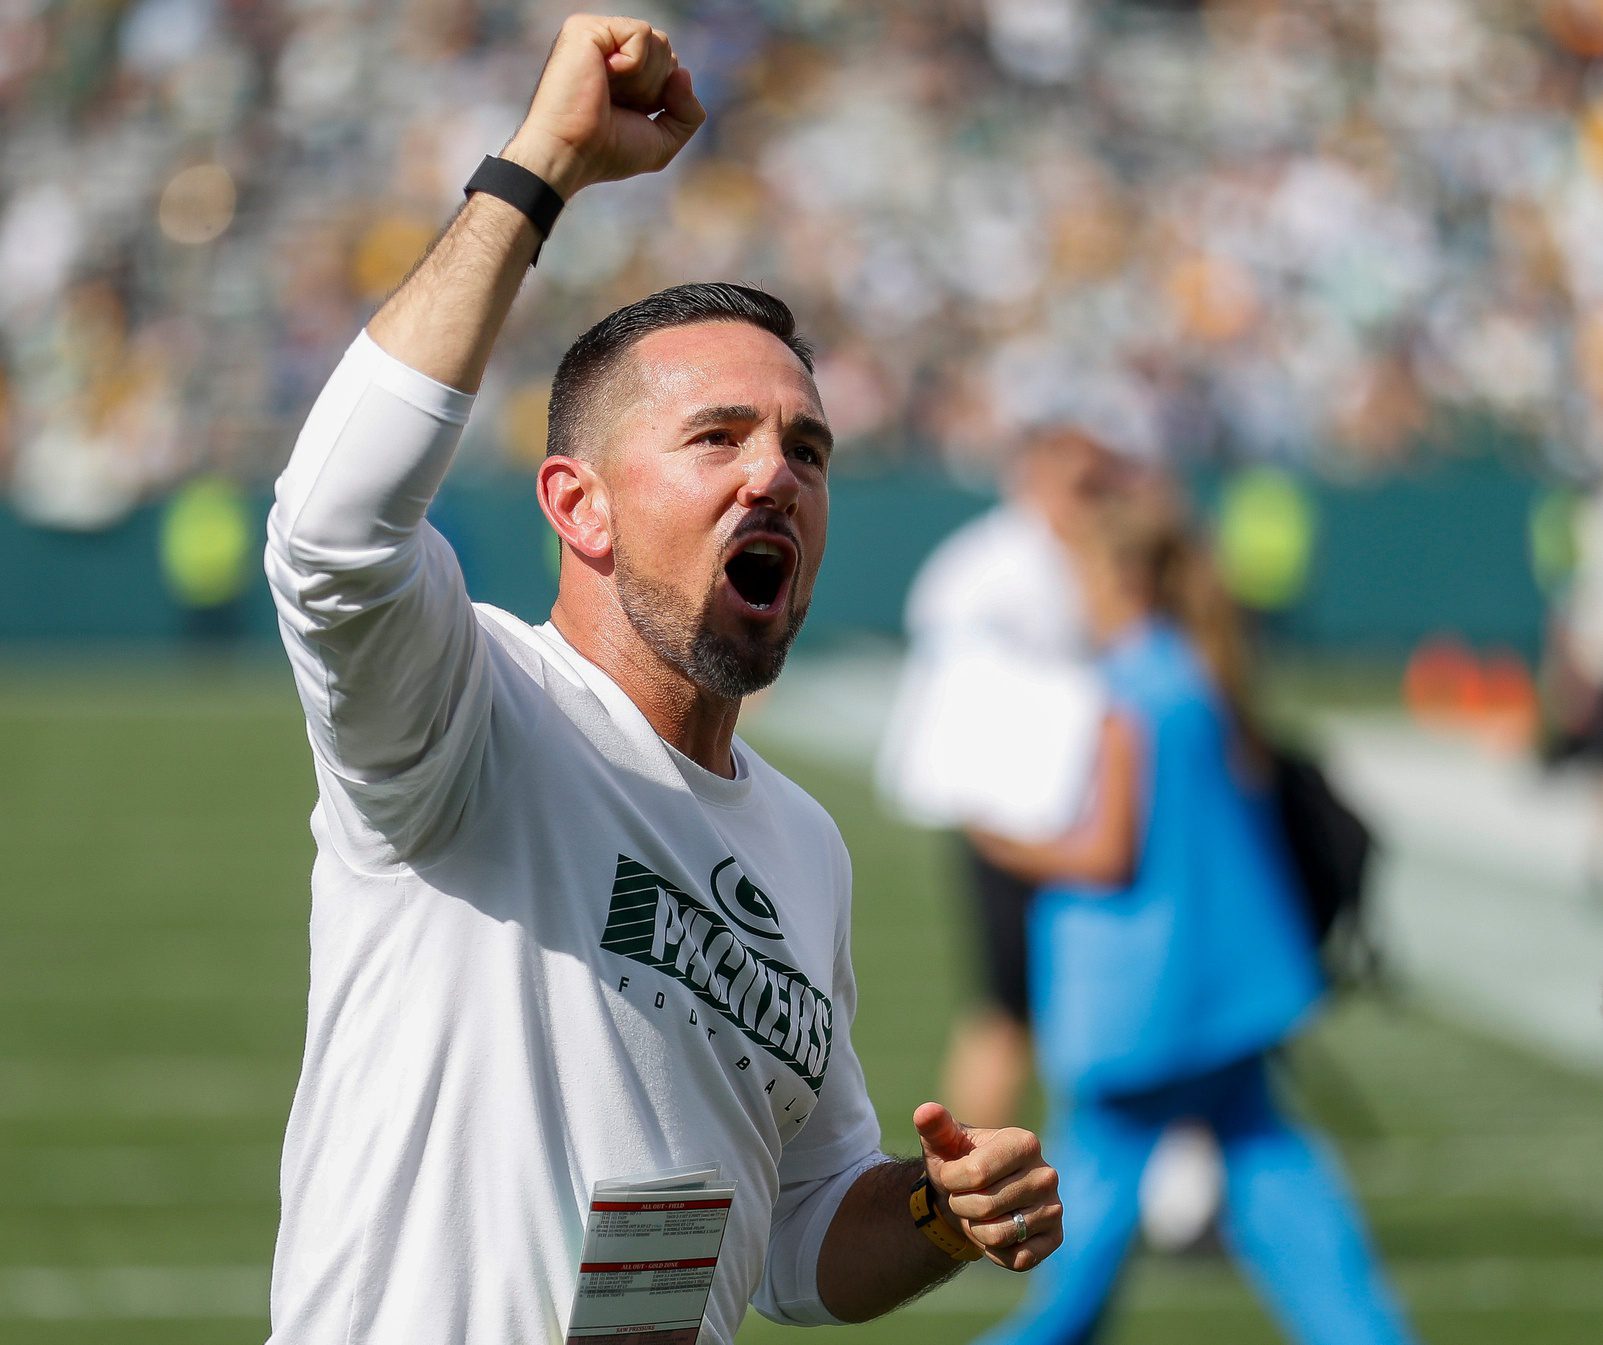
969, 824, 1127, 888
810, 1106, 1063, 1324
815, 1159, 964, 1322
366, 127, 582, 393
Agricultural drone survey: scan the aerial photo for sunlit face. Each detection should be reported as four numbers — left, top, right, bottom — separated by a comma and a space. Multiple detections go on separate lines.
597, 320, 832, 700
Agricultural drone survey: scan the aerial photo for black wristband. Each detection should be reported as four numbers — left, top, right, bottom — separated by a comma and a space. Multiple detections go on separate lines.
464, 155, 565, 259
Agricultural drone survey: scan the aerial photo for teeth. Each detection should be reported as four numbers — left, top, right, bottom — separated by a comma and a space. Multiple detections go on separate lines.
745, 541, 783, 558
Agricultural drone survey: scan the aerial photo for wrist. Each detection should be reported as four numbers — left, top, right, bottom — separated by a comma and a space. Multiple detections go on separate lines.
500, 128, 589, 201
927, 1177, 959, 1231
910, 1172, 982, 1263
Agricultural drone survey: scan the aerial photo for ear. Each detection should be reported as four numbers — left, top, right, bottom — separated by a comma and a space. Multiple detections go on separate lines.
537, 455, 613, 562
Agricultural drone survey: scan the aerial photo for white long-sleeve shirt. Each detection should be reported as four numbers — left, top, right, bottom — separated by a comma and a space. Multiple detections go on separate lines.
264, 332, 881, 1344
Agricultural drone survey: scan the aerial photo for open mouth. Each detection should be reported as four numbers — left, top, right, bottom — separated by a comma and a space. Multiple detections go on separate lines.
724, 538, 795, 615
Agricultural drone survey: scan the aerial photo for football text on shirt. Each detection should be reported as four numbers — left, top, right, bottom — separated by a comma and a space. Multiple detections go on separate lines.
600, 855, 834, 1094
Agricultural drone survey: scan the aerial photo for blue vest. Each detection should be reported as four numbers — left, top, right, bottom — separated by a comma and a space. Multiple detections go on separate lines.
1030, 622, 1323, 1099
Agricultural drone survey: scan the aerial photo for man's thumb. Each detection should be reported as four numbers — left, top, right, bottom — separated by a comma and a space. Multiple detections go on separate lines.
913, 1102, 972, 1164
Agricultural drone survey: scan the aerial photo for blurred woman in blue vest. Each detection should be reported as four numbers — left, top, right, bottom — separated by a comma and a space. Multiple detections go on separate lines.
971, 485, 1416, 1345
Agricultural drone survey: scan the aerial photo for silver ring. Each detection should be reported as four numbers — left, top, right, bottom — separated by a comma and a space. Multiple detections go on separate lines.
1011, 1211, 1029, 1246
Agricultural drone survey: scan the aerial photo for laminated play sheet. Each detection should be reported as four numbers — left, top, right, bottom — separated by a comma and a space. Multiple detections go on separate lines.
564, 1164, 737, 1344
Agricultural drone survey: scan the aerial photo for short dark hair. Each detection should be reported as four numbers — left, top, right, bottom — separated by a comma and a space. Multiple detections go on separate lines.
546, 283, 814, 459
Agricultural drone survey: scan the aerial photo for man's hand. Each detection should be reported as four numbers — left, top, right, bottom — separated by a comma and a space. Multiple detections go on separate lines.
504, 14, 707, 201
915, 1102, 1063, 1271
814, 1117, 1061, 1321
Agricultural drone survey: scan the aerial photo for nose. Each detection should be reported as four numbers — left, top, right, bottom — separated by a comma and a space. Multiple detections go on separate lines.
735, 437, 800, 515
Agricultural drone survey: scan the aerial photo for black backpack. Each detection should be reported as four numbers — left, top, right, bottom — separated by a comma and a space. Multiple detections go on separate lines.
1269, 747, 1380, 986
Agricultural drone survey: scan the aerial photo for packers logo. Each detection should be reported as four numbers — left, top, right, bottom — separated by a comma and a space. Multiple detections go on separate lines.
600, 855, 833, 1093
709, 857, 785, 941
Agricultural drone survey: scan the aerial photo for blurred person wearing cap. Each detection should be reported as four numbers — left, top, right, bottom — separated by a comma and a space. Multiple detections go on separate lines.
261, 15, 1061, 1344
968, 486, 1417, 1345
876, 415, 1125, 1128
878, 387, 1224, 1253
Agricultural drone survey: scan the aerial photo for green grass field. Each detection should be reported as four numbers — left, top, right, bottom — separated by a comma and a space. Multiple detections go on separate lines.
2, 659, 1601, 1343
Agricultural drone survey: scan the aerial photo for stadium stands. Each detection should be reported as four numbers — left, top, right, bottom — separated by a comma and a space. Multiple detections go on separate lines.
3, 0, 1602, 528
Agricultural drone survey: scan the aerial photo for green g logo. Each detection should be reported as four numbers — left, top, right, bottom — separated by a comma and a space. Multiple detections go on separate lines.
709, 858, 785, 941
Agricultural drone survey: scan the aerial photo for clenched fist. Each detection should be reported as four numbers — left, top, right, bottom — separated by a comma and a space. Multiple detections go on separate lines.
504, 14, 706, 201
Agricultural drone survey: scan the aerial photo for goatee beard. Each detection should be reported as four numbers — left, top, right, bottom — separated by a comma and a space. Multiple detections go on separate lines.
614, 553, 807, 701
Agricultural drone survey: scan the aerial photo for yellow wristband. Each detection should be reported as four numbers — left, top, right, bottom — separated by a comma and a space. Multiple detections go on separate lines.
910, 1173, 983, 1262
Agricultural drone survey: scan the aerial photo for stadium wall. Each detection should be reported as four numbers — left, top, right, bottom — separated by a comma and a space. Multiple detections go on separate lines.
0, 460, 1543, 658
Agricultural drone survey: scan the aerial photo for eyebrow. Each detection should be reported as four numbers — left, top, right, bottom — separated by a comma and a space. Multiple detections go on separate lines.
792, 414, 836, 458
682, 404, 835, 458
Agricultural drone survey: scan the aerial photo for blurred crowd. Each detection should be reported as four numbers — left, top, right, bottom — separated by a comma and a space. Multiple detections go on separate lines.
8, 0, 1603, 527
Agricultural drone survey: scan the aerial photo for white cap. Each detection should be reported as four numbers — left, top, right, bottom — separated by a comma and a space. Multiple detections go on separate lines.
1021, 369, 1165, 464
988, 339, 1165, 462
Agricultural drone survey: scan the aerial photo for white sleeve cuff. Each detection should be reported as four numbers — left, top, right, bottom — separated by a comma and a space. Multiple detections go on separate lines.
352, 329, 476, 422
751, 1151, 889, 1327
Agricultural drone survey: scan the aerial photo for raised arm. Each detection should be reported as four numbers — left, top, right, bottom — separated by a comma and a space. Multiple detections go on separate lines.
369, 15, 704, 389
265, 16, 703, 856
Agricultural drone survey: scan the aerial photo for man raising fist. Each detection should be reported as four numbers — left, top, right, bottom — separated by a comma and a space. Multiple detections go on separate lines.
264, 16, 1060, 1343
